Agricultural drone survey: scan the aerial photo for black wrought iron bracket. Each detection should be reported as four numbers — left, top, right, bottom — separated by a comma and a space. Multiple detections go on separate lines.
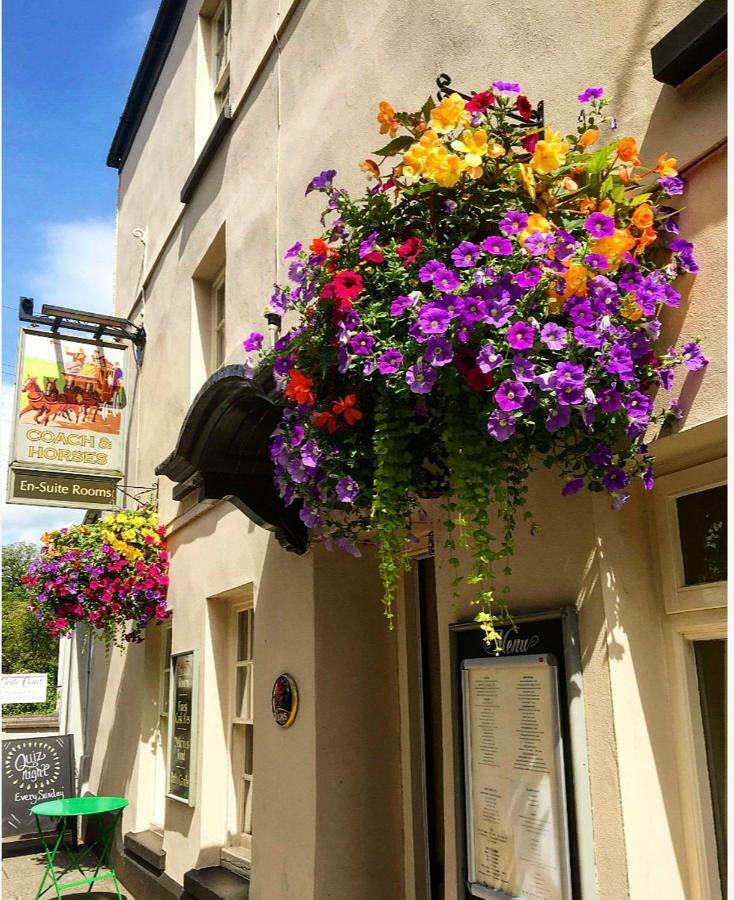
435, 73, 544, 130
18, 296, 146, 365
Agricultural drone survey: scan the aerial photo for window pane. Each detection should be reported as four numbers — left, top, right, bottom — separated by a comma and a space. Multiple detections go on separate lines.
164, 628, 172, 660
676, 486, 727, 586
236, 666, 251, 720
242, 777, 252, 835
244, 724, 253, 775
237, 611, 250, 662
694, 640, 727, 894
162, 670, 170, 716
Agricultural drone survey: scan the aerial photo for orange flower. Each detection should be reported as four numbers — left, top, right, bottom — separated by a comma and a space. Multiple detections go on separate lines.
599, 198, 614, 212
617, 136, 640, 165
635, 227, 657, 253
631, 203, 654, 230
578, 198, 596, 214
377, 100, 399, 136
359, 159, 381, 180
284, 370, 316, 406
562, 263, 589, 298
332, 394, 362, 425
547, 287, 564, 315
310, 238, 329, 257
578, 128, 599, 149
620, 295, 643, 321
656, 152, 678, 177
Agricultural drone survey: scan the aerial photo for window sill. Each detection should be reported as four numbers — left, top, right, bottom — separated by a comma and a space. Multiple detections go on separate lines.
180, 107, 234, 204
220, 845, 251, 880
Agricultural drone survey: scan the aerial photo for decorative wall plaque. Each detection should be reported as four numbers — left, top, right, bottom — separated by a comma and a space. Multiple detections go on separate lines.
461, 655, 572, 899
271, 674, 298, 727
167, 650, 198, 805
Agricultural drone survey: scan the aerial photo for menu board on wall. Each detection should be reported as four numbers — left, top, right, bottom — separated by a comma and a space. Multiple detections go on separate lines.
167, 650, 198, 806
461, 655, 572, 899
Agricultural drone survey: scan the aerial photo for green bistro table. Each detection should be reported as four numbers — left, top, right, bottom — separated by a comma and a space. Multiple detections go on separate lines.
30, 796, 128, 899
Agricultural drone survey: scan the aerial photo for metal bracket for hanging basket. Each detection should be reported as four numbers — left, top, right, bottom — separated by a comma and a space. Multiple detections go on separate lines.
435, 73, 544, 130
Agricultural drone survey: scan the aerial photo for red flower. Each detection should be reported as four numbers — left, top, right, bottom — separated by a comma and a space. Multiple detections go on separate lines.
309, 237, 329, 261
396, 236, 424, 265
284, 369, 316, 406
332, 270, 364, 300
515, 95, 532, 121
363, 250, 385, 264
313, 410, 337, 432
464, 367, 495, 392
465, 90, 495, 113
321, 281, 337, 299
521, 132, 539, 153
332, 394, 363, 425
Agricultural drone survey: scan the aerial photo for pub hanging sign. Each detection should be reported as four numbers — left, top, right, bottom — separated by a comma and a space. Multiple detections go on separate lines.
7, 329, 128, 509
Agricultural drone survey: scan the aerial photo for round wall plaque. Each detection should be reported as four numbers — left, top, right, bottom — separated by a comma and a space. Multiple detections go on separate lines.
271, 673, 298, 727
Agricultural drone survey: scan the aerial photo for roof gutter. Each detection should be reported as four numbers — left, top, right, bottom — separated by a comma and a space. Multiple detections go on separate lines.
106, 0, 187, 171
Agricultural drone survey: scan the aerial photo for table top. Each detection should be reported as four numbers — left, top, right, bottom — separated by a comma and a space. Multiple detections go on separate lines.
31, 796, 128, 817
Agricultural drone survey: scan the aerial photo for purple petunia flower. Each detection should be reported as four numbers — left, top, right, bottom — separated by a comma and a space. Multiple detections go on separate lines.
597, 386, 622, 412
305, 168, 337, 195
456, 294, 487, 326
270, 285, 289, 315
424, 336, 453, 367
358, 231, 380, 259
377, 348, 403, 375
514, 266, 543, 289
642, 465, 655, 490
540, 322, 567, 350
484, 297, 514, 327
492, 81, 521, 93
626, 391, 653, 421
562, 478, 585, 496
390, 294, 416, 316
512, 356, 536, 382
573, 326, 602, 349
477, 343, 504, 373
486, 410, 516, 442
417, 305, 451, 335
500, 210, 529, 235
584, 212, 615, 238
418, 259, 444, 283
659, 175, 685, 196
603, 466, 631, 492
681, 341, 708, 371
481, 235, 513, 256
299, 505, 322, 528
284, 241, 302, 259
577, 86, 604, 103
584, 252, 609, 271
590, 444, 613, 467
506, 321, 536, 350
545, 405, 571, 432
336, 476, 360, 503
567, 300, 595, 327
406, 361, 438, 394
434, 267, 462, 292
603, 344, 635, 381
290, 424, 305, 448
495, 379, 528, 411
523, 231, 554, 256
349, 332, 375, 356
451, 241, 482, 268
301, 439, 322, 469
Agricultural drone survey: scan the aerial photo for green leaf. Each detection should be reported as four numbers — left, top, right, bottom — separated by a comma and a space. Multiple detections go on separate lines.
421, 95, 436, 120
630, 192, 652, 207
583, 141, 618, 176
373, 135, 414, 157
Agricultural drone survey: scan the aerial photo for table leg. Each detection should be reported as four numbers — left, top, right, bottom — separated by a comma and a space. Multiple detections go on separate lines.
85, 808, 123, 896
33, 815, 65, 900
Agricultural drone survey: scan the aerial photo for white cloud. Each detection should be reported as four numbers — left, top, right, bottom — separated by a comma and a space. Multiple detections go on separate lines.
28, 219, 115, 315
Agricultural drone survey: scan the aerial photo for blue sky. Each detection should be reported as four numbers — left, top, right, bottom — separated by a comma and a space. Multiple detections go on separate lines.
2, 1, 158, 543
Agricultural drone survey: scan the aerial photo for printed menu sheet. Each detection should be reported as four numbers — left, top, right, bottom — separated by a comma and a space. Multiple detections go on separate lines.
462, 655, 572, 899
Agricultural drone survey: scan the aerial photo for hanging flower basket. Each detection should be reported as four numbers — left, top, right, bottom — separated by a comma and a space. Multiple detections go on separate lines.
245, 80, 706, 649
22, 503, 170, 646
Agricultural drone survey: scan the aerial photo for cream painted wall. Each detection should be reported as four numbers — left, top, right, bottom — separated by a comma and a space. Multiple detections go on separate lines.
83, 0, 728, 897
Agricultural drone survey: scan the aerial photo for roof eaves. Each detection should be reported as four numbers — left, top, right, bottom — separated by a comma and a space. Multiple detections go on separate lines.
106, 0, 188, 171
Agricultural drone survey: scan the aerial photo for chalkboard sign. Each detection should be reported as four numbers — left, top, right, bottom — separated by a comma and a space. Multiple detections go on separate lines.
167, 650, 198, 806
2, 735, 75, 839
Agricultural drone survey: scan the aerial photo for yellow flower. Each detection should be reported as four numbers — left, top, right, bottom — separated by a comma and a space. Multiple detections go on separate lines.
429, 93, 469, 134
123, 529, 136, 541
592, 228, 636, 262
486, 141, 506, 159
529, 128, 569, 175
377, 100, 398, 136
402, 130, 443, 182
518, 212, 552, 246
517, 163, 536, 200
424, 147, 466, 187
656, 152, 678, 177
620, 295, 643, 321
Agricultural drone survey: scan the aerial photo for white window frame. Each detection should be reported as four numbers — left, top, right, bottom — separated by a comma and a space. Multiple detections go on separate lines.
211, 0, 231, 109
226, 602, 254, 861
651, 456, 726, 900
211, 269, 226, 372
651, 457, 726, 614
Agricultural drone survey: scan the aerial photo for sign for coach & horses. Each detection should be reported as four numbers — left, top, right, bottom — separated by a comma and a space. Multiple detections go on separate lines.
7, 330, 129, 509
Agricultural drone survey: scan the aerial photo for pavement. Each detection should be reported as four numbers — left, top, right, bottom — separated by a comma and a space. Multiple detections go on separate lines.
2, 847, 137, 899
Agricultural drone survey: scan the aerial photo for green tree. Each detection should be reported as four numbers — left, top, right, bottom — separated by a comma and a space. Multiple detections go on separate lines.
2, 541, 59, 715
